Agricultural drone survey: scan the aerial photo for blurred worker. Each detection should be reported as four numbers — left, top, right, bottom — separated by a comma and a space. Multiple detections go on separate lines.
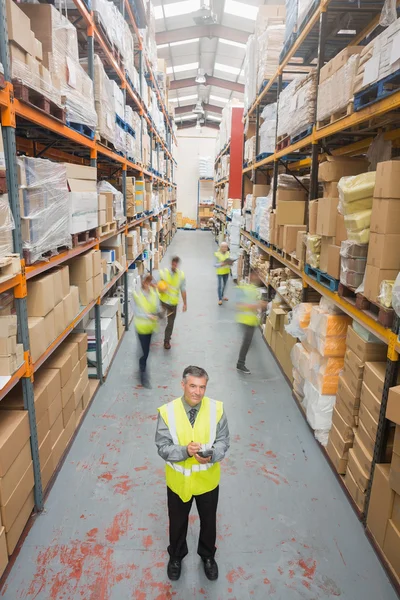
133, 273, 160, 388
155, 366, 230, 582
214, 241, 231, 305
158, 256, 187, 350
236, 271, 266, 374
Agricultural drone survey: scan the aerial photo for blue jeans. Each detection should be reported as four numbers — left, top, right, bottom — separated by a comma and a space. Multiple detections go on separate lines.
217, 274, 229, 301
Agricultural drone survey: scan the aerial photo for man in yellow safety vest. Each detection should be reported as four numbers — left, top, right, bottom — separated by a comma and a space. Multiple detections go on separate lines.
236, 271, 266, 375
155, 366, 230, 582
158, 256, 187, 350
133, 273, 160, 388
214, 241, 231, 306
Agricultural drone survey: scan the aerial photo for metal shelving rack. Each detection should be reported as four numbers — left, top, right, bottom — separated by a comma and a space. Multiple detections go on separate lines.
240, 0, 400, 582
0, 0, 177, 513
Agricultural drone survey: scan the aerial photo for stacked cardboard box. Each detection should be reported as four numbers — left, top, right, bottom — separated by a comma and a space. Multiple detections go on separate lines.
126, 177, 136, 218
326, 324, 387, 499
0, 316, 23, 376
364, 161, 400, 304
273, 176, 307, 249
27, 267, 80, 362
68, 250, 102, 306
101, 234, 127, 286
366, 383, 400, 580
65, 164, 98, 235
84, 308, 119, 376
264, 304, 295, 382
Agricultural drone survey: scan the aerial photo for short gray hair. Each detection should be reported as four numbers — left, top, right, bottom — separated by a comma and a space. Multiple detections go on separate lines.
182, 366, 209, 382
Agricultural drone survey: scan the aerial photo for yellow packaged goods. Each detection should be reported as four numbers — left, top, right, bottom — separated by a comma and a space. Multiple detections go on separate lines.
347, 228, 370, 244
307, 330, 347, 357
306, 234, 321, 268
378, 280, 395, 309
338, 172, 376, 203
341, 196, 373, 216
344, 209, 372, 232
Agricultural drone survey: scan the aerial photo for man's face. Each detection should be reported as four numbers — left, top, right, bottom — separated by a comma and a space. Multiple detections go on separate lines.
181, 375, 207, 406
171, 260, 179, 272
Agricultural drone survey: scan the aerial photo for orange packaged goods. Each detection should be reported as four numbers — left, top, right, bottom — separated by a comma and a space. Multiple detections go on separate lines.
310, 352, 344, 395
307, 305, 351, 358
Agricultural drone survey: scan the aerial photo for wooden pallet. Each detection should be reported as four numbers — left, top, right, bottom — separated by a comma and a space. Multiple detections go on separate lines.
93, 14, 123, 68
338, 283, 394, 328
71, 228, 97, 247
0, 170, 6, 195
276, 135, 291, 152
0, 255, 21, 284
13, 82, 65, 122
23, 245, 70, 266
305, 264, 339, 291
97, 222, 117, 237
288, 253, 303, 271
316, 101, 354, 130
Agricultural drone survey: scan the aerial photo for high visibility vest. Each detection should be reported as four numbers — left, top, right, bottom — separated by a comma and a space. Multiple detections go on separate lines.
215, 251, 230, 275
133, 288, 158, 334
158, 397, 224, 502
236, 283, 261, 327
158, 268, 184, 306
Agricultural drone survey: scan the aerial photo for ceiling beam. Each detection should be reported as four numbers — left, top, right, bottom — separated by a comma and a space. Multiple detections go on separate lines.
174, 103, 223, 115
177, 120, 220, 130
170, 76, 244, 93
156, 24, 248, 46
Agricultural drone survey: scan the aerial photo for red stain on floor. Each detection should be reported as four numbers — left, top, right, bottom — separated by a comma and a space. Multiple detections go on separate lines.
297, 558, 317, 580
113, 477, 134, 495
86, 528, 98, 542
226, 566, 249, 584
105, 510, 132, 543
142, 535, 153, 549
134, 466, 148, 471
98, 472, 113, 482
265, 450, 277, 458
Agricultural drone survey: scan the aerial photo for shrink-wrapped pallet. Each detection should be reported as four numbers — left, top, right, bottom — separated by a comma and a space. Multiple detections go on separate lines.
82, 55, 114, 146
259, 103, 277, 154
304, 380, 336, 446
338, 172, 375, 243
291, 342, 311, 380
257, 26, 285, 92
277, 71, 317, 139
244, 34, 258, 111
285, 302, 315, 339
0, 195, 14, 258
18, 157, 71, 264
244, 137, 256, 164
317, 54, 360, 123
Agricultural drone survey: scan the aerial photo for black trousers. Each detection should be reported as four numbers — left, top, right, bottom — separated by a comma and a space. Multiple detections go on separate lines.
237, 324, 255, 366
167, 486, 219, 560
138, 333, 152, 372
161, 302, 177, 343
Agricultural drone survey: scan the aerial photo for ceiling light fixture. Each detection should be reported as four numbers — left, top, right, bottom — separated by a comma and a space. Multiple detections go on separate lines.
195, 68, 207, 84
193, 100, 204, 115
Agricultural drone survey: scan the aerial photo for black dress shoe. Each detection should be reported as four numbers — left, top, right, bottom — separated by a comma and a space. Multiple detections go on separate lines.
167, 558, 182, 581
203, 557, 218, 580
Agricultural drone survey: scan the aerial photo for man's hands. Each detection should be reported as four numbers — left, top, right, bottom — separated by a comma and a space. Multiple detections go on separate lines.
187, 442, 201, 457
194, 453, 211, 464
182, 303, 187, 313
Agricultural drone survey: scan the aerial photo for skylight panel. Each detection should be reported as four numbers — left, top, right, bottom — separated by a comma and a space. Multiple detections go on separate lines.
166, 62, 199, 74
214, 62, 241, 75
155, 0, 201, 19
219, 38, 246, 49
225, 0, 257, 20
177, 114, 197, 120
210, 95, 229, 103
207, 115, 222, 121
171, 38, 200, 47
170, 94, 198, 102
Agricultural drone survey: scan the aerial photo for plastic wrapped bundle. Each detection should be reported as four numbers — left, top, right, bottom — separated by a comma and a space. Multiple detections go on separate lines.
378, 280, 395, 308
285, 302, 315, 339
309, 306, 352, 338
340, 252, 367, 289
306, 234, 321, 268
82, 55, 114, 145
344, 209, 372, 232
291, 342, 311, 380
310, 351, 344, 395
304, 381, 335, 446
285, 0, 298, 42
392, 273, 400, 318
277, 72, 317, 139
317, 54, 360, 123
244, 137, 257, 164
258, 190, 273, 241
338, 172, 376, 208
199, 157, 214, 179
254, 196, 269, 236
244, 35, 258, 111
297, 0, 314, 29
0, 195, 15, 257
257, 26, 285, 92
97, 181, 125, 226
18, 157, 71, 264
307, 329, 347, 357
259, 103, 277, 154
293, 368, 305, 399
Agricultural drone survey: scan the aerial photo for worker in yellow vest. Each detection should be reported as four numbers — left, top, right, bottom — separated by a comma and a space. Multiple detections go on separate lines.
236, 271, 266, 374
133, 273, 160, 388
156, 365, 230, 582
158, 256, 187, 350
214, 241, 231, 305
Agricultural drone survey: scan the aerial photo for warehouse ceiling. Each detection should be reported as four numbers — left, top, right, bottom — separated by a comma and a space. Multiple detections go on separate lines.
153, 0, 268, 127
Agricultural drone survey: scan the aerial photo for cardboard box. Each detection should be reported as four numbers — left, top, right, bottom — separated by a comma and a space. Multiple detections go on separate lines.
338, 374, 360, 411
91, 250, 102, 277
40, 453, 54, 492
253, 184, 270, 197
361, 382, 381, 423
264, 318, 273, 346
335, 393, 359, 426
392, 492, 400, 530
42, 368, 61, 406
48, 391, 62, 428
394, 426, 400, 456
93, 273, 102, 299
63, 292, 74, 326
0, 527, 8, 577
364, 362, 391, 401
387, 386, 400, 425
390, 452, 400, 496
358, 419, 375, 457
345, 326, 387, 362
0, 336, 16, 357
345, 348, 364, 379
0, 411, 30, 478
367, 464, 394, 547
319, 236, 335, 273
1, 462, 34, 531
295, 231, 306, 261
47, 347, 72, 388
270, 308, 286, 331
0, 316, 17, 338
318, 157, 369, 182
276, 188, 307, 203
70, 286, 80, 315
76, 279, 94, 306
27, 273, 55, 317
50, 412, 63, 447
6, 0, 35, 55
52, 270, 63, 306
0, 440, 31, 506
383, 519, 400, 579
5, 490, 34, 556
375, 160, 400, 199
43, 309, 55, 348
308, 200, 318, 235
359, 403, 378, 441
53, 301, 65, 338
326, 437, 347, 474
98, 210, 106, 226
347, 448, 370, 492
332, 406, 355, 442
276, 201, 305, 226
68, 253, 93, 283
328, 423, 352, 458
345, 466, 366, 512
82, 381, 90, 409
62, 393, 75, 427
316, 198, 339, 236
342, 362, 363, 397
364, 265, 399, 304
367, 233, 400, 270
326, 245, 340, 279
69, 333, 87, 360
36, 410, 50, 446
282, 225, 306, 254
39, 431, 51, 467
370, 198, 400, 234
335, 213, 347, 246
352, 432, 373, 476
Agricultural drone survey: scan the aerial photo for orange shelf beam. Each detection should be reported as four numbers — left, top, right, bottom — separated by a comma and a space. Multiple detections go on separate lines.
25, 240, 98, 280
0, 362, 27, 402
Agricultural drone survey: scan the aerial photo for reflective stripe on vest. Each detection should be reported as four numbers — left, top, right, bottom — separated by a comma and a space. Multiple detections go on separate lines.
158, 397, 223, 501
215, 251, 230, 275
133, 289, 158, 334
158, 269, 183, 306
236, 283, 260, 327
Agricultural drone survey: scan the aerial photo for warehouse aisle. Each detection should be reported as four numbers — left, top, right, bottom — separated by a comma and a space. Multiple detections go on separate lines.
1, 231, 398, 599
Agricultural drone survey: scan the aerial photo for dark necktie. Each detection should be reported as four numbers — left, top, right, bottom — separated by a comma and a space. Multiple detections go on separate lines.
188, 408, 197, 426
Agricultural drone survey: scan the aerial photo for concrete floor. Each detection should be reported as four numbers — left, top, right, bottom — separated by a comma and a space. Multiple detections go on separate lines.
1, 231, 398, 599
